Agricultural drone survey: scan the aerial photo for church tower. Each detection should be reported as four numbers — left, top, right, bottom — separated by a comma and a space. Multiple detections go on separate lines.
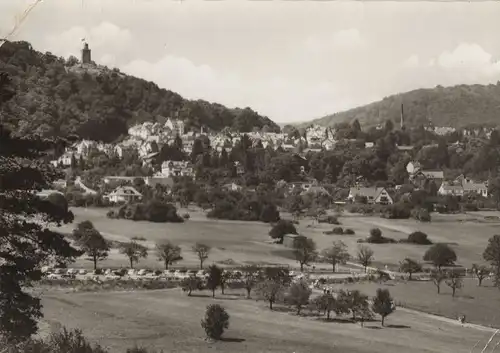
81, 42, 91, 65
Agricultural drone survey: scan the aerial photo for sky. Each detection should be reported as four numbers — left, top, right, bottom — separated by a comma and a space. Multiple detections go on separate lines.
0, 0, 499, 124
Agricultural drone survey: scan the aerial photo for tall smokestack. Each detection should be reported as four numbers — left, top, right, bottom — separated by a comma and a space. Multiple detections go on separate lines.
400, 103, 404, 129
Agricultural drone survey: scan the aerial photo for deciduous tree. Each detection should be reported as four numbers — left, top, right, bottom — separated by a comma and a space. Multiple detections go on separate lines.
72, 221, 109, 270
0, 73, 81, 342
430, 269, 446, 294
181, 276, 202, 296
357, 245, 374, 272
207, 264, 222, 298
321, 240, 350, 273
293, 236, 318, 272
155, 241, 181, 270
240, 265, 262, 298
287, 279, 311, 315
201, 304, 229, 341
471, 264, 489, 287
445, 270, 463, 297
119, 241, 148, 269
192, 243, 211, 269
483, 235, 500, 287
399, 258, 422, 280
372, 288, 395, 326
423, 243, 457, 270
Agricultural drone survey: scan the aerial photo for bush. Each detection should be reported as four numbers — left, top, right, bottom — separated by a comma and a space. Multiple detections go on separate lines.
269, 220, 297, 243
411, 207, 431, 222
201, 304, 230, 340
364, 228, 395, 244
344, 228, 355, 235
407, 231, 432, 245
318, 215, 341, 225
332, 227, 344, 235
116, 201, 184, 223
381, 202, 411, 219
106, 210, 118, 219
182, 213, 191, 219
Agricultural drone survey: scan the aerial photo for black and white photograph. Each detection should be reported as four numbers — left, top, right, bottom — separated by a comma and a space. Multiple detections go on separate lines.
1, 0, 500, 352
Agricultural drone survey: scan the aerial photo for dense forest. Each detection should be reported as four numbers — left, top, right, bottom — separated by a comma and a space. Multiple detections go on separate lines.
306, 82, 500, 129
0, 40, 279, 142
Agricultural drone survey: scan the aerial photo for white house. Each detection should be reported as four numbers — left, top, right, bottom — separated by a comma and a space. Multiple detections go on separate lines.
105, 186, 142, 203
348, 187, 393, 205
160, 160, 193, 178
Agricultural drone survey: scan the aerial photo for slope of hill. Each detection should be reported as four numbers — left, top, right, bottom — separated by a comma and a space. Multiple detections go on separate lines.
0, 40, 279, 142
303, 83, 500, 129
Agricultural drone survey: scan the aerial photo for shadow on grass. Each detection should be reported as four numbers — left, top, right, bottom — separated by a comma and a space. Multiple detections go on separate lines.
188, 293, 212, 298
386, 324, 411, 329
220, 337, 246, 343
316, 318, 355, 324
365, 326, 382, 330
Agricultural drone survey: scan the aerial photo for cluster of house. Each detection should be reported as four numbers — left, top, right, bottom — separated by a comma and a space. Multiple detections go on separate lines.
346, 161, 488, 205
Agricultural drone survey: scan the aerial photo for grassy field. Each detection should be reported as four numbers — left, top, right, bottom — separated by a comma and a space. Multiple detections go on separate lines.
39, 287, 494, 353
331, 277, 500, 329
55, 207, 500, 271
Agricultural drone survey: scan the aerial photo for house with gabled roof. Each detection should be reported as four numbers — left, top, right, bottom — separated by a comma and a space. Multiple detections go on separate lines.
105, 186, 142, 204
347, 186, 393, 205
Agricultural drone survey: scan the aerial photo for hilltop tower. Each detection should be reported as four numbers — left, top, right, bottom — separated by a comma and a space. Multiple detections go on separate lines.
81, 42, 91, 65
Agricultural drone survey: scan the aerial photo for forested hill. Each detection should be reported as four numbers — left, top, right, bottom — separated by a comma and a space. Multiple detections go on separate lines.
303, 82, 500, 129
0, 40, 279, 142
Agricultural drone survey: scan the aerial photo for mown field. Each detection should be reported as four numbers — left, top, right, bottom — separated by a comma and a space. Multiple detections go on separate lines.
39, 287, 494, 353
55, 207, 500, 271
331, 277, 500, 329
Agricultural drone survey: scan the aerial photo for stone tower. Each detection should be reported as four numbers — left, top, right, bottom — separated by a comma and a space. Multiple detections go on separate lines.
81, 42, 91, 65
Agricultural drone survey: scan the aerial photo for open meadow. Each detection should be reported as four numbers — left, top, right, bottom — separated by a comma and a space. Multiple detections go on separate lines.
56, 207, 500, 271
39, 287, 496, 353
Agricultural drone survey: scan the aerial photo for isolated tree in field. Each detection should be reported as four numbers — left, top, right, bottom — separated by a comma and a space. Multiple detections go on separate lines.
471, 264, 489, 287
357, 245, 374, 272
430, 269, 446, 294
399, 258, 422, 280
287, 279, 311, 315
268, 220, 297, 243
72, 221, 109, 270
343, 290, 370, 321
119, 241, 148, 269
219, 270, 232, 295
372, 288, 395, 326
240, 265, 262, 298
423, 243, 457, 270
445, 270, 463, 297
207, 264, 222, 298
321, 240, 350, 273
192, 243, 211, 269
483, 235, 500, 286
369, 228, 382, 242
201, 304, 230, 341
155, 241, 181, 270
0, 77, 81, 343
293, 236, 318, 272
181, 276, 202, 296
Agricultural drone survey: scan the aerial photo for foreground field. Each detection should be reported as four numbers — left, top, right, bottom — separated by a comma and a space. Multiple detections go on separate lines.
57, 207, 500, 271
40, 288, 493, 353
332, 278, 500, 329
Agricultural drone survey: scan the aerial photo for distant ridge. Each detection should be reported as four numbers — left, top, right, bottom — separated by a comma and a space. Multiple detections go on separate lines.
300, 82, 500, 129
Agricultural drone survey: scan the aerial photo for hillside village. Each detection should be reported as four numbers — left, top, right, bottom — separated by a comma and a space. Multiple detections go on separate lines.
48, 113, 492, 206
